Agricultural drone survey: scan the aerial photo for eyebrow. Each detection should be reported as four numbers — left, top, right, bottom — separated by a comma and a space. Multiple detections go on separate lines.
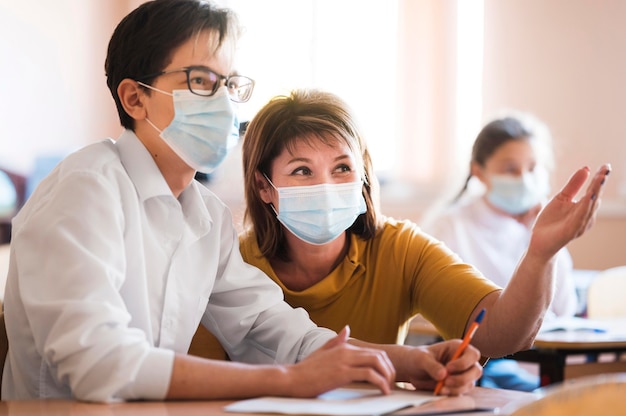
286, 154, 352, 165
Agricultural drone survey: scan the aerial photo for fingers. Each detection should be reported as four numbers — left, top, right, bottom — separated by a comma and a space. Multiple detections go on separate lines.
442, 343, 481, 375
578, 164, 611, 236
558, 166, 591, 201
347, 347, 395, 393
317, 330, 395, 395
581, 163, 610, 202
331, 347, 394, 395
321, 325, 350, 350
559, 163, 610, 203
348, 365, 393, 395
419, 341, 481, 396
546, 164, 610, 240
586, 163, 611, 203
437, 362, 483, 396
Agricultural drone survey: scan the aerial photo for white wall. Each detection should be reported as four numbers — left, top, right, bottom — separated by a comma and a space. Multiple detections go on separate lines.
0, 0, 126, 174
383, 0, 626, 270
1, 0, 624, 269
480, 0, 626, 269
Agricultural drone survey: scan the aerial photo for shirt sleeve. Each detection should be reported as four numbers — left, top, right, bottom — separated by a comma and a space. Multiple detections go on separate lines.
202, 216, 335, 364
383, 219, 500, 340
11, 168, 173, 402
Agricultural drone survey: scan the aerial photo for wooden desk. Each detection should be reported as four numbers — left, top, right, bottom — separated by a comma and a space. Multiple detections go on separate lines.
409, 315, 626, 387
0, 386, 535, 416
510, 319, 626, 386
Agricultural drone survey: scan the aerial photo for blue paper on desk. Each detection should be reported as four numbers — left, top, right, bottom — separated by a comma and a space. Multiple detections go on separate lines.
224, 387, 439, 415
539, 317, 609, 333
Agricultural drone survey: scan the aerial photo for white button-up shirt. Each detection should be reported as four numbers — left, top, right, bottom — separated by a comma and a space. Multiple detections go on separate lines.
2, 130, 333, 402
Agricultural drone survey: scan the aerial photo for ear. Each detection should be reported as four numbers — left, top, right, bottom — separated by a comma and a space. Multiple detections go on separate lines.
470, 161, 486, 183
117, 79, 147, 121
255, 170, 274, 204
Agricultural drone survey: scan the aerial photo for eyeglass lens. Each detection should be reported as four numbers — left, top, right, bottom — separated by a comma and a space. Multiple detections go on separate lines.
187, 68, 253, 103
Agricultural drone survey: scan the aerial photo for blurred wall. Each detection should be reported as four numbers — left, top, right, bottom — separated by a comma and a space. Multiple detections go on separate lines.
0, 1, 133, 174
384, 0, 626, 271
482, 0, 626, 269
0, 0, 624, 269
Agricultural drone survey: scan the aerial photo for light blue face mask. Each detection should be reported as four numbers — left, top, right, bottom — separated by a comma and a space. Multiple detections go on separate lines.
142, 85, 239, 173
487, 173, 547, 215
266, 176, 367, 245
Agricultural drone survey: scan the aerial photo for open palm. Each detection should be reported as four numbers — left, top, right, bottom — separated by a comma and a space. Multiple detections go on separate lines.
530, 164, 610, 259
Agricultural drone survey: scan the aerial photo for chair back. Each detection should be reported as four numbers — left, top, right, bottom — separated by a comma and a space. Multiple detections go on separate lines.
0, 244, 10, 302
188, 325, 228, 360
0, 311, 7, 398
587, 266, 626, 318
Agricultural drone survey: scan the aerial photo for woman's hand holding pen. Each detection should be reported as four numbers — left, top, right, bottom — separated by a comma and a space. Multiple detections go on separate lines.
401, 339, 483, 396
347, 326, 483, 396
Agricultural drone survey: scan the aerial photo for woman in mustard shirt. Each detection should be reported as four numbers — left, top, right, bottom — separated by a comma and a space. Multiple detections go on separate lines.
239, 88, 609, 382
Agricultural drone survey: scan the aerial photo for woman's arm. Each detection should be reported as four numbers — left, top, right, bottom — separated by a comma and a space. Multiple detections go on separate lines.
470, 164, 610, 356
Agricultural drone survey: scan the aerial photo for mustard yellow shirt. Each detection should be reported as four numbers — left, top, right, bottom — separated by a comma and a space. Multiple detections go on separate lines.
239, 217, 500, 344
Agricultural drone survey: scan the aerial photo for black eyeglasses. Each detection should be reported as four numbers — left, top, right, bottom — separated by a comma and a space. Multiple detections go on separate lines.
136, 66, 255, 103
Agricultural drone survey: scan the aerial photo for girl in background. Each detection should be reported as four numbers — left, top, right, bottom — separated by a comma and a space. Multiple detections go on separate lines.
424, 113, 578, 391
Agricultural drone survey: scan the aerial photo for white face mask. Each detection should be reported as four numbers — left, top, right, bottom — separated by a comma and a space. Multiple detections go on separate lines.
266, 176, 367, 245
486, 172, 548, 215
142, 85, 239, 173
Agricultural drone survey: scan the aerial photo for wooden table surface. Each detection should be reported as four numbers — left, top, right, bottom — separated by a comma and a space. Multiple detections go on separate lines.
0, 385, 536, 416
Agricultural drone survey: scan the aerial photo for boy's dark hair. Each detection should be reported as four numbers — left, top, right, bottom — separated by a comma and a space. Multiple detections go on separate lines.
105, 0, 238, 130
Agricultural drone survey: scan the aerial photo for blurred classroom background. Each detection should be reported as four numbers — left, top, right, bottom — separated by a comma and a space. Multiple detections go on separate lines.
1, 0, 626, 270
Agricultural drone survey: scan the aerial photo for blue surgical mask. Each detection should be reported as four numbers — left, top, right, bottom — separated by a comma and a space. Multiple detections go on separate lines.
142, 85, 239, 173
266, 176, 367, 245
486, 173, 547, 215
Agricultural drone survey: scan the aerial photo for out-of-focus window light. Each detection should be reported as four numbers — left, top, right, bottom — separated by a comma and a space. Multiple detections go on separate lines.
221, 0, 483, 185
455, 0, 484, 170
221, 0, 398, 173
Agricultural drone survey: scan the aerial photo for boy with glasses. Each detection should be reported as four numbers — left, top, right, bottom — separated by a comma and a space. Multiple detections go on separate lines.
2, 0, 393, 402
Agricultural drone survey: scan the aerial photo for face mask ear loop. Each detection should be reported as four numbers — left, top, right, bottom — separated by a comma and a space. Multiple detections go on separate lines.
262, 173, 277, 189
139, 81, 171, 135
137, 81, 173, 97
145, 118, 163, 134
262, 173, 279, 215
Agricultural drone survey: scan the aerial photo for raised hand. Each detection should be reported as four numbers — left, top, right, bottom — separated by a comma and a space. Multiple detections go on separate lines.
529, 164, 611, 260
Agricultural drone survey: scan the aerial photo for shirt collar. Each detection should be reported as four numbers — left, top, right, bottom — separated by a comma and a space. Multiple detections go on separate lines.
115, 130, 213, 239
179, 181, 213, 239
115, 129, 172, 202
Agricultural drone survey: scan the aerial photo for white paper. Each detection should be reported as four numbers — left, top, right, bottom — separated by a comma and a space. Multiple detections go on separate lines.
224, 387, 439, 415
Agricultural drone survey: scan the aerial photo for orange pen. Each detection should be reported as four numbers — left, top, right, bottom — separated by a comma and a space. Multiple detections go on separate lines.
434, 308, 486, 396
